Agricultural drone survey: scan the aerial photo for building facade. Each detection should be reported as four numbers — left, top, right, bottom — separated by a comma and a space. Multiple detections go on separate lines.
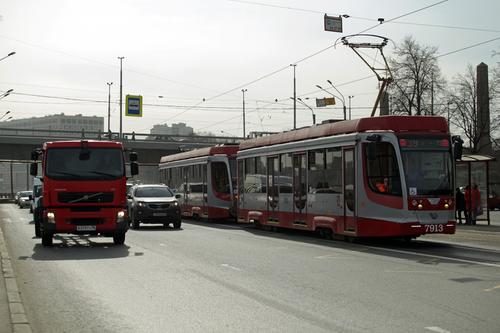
0, 113, 104, 137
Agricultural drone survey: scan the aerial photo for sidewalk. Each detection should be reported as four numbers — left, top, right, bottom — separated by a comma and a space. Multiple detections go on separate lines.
0, 226, 31, 333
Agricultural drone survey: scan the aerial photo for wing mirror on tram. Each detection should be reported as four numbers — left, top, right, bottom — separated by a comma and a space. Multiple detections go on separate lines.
452, 135, 463, 160
129, 152, 138, 162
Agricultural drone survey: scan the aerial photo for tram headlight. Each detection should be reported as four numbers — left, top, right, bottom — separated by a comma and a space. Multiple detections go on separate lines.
417, 204, 423, 210
444, 203, 449, 209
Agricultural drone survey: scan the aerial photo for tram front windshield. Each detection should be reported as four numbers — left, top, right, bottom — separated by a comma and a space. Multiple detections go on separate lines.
399, 136, 453, 196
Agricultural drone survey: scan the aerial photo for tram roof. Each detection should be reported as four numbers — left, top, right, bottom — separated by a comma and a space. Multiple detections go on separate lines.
159, 144, 239, 164
239, 116, 449, 151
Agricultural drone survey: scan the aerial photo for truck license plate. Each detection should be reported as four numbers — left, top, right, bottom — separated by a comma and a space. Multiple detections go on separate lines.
76, 225, 96, 231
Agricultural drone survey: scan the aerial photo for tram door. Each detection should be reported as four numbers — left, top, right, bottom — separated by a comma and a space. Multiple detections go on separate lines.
343, 148, 356, 232
292, 153, 307, 226
267, 156, 279, 222
182, 166, 190, 215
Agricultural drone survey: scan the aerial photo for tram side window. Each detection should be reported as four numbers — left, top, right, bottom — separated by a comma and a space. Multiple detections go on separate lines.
256, 156, 267, 193
308, 149, 327, 193
190, 165, 203, 193
170, 167, 182, 193
364, 142, 402, 196
279, 153, 293, 193
212, 162, 230, 194
325, 147, 342, 193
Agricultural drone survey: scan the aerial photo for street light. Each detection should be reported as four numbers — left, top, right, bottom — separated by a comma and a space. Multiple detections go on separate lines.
326, 80, 346, 120
242, 89, 247, 138
0, 89, 13, 100
293, 97, 316, 125
118, 56, 125, 140
348, 95, 354, 120
316, 84, 346, 120
0, 52, 15, 62
106, 82, 113, 133
0, 110, 11, 121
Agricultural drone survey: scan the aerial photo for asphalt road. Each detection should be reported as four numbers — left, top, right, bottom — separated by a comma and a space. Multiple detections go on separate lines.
1, 203, 500, 333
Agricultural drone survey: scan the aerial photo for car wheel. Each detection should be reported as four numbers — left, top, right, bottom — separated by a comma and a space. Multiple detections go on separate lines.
131, 213, 140, 229
35, 220, 41, 237
173, 219, 181, 229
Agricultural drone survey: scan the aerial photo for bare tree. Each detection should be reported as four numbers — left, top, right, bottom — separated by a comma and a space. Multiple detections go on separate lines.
388, 36, 445, 115
447, 64, 500, 152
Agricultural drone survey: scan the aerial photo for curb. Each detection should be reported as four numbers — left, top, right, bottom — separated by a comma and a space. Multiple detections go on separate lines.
0, 227, 32, 333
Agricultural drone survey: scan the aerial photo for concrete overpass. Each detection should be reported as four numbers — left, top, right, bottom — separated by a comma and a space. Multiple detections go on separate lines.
0, 129, 241, 163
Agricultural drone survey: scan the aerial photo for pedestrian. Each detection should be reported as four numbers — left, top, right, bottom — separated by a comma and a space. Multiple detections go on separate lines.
464, 184, 481, 225
455, 187, 466, 224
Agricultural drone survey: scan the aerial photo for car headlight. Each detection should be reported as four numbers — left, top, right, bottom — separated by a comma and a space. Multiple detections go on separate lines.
137, 201, 146, 207
173, 201, 179, 206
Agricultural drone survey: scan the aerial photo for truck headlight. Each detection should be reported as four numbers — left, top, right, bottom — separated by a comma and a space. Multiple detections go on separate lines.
117, 211, 125, 223
47, 212, 55, 224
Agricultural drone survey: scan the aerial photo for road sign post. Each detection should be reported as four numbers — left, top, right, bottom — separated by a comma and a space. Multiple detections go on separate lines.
125, 95, 143, 117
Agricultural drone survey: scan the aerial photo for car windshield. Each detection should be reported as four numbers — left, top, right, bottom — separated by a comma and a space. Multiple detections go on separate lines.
46, 147, 124, 180
134, 187, 173, 198
19, 191, 32, 198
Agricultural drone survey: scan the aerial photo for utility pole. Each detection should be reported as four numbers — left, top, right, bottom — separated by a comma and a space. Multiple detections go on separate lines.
118, 56, 124, 139
242, 89, 247, 138
291, 64, 297, 129
431, 72, 434, 115
106, 82, 113, 134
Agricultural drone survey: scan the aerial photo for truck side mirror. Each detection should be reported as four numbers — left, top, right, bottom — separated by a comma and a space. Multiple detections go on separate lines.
130, 162, 139, 176
30, 163, 38, 176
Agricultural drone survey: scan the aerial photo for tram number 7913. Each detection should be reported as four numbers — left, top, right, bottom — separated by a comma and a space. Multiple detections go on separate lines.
424, 224, 444, 233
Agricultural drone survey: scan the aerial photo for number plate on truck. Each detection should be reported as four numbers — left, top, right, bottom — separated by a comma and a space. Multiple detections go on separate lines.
76, 225, 97, 231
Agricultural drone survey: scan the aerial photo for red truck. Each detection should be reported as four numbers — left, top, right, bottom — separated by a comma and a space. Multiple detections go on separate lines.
30, 140, 138, 246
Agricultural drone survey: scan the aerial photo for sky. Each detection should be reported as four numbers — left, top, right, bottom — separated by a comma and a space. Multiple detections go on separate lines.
1, 0, 499, 137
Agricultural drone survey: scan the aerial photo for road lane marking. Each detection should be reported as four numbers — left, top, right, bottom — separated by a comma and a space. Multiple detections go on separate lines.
425, 327, 451, 333
364, 245, 500, 268
221, 263, 242, 271
385, 270, 442, 274
159, 243, 166, 247
484, 284, 500, 292
314, 254, 343, 259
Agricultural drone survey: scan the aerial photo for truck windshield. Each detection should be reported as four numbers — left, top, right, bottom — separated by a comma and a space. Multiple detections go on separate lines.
46, 148, 124, 180
399, 136, 453, 196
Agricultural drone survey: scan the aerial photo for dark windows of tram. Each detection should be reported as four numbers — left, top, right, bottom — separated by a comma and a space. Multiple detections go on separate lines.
308, 148, 342, 193
280, 154, 293, 193
212, 162, 230, 194
364, 142, 402, 196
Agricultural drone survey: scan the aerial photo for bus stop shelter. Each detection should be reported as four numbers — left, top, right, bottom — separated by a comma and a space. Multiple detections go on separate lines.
455, 154, 495, 225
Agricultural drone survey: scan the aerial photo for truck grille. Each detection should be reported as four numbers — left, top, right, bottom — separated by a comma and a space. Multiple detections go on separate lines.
58, 192, 114, 203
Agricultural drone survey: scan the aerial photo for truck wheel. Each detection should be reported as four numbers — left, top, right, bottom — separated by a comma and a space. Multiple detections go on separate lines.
173, 219, 181, 229
35, 220, 41, 238
113, 233, 126, 245
41, 231, 53, 246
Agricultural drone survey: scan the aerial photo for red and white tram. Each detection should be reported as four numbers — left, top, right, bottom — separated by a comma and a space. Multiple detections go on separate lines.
237, 116, 456, 238
159, 145, 238, 220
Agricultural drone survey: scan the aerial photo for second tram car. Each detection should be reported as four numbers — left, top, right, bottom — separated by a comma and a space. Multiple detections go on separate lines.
237, 116, 456, 238
159, 145, 238, 220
